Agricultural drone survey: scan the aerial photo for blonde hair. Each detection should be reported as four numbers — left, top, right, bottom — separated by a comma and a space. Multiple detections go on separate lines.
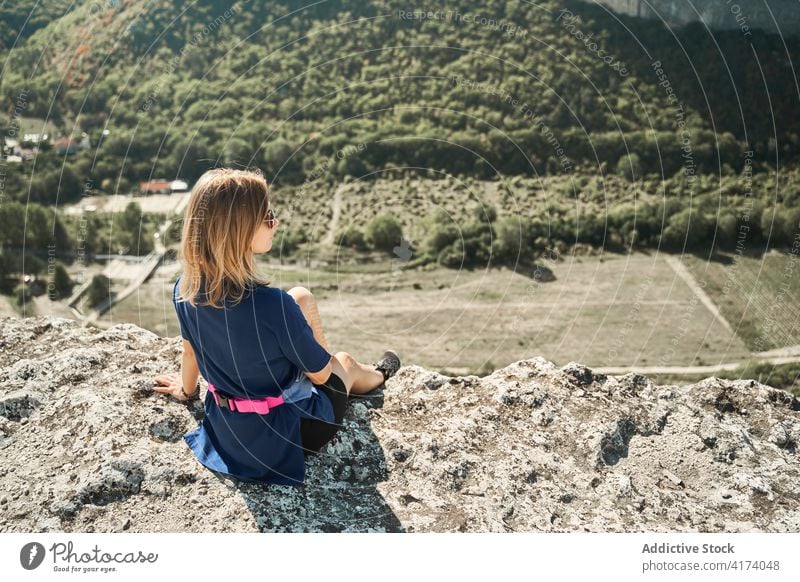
177, 167, 271, 308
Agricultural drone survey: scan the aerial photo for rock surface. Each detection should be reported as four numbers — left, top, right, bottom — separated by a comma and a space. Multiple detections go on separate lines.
0, 316, 799, 533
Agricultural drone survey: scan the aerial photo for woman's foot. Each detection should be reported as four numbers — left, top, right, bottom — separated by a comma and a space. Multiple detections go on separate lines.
374, 350, 401, 382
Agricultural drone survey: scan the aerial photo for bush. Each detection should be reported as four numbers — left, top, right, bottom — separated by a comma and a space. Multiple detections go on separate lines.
423, 222, 460, 258
714, 211, 738, 248
495, 217, 527, 264
365, 214, 403, 253
437, 243, 464, 268
14, 283, 32, 306
760, 205, 800, 248
0, 255, 8, 292
720, 362, 800, 395
336, 225, 367, 251
275, 229, 307, 255
660, 208, 713, 250
616, 152, 641, 182
87, 274, 111, 308
472, 204, 497, 224
48, 263, 74, 300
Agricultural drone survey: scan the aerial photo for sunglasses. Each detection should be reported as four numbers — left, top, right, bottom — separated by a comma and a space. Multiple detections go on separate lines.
264, 208, 279, 228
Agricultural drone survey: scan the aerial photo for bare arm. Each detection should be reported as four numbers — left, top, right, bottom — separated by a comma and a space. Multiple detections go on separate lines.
304, 356, 333, 385
154, 338, 200, 401
181, 338, 200, 396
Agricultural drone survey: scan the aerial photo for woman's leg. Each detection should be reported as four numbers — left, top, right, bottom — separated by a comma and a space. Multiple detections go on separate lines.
288, 287, 383, 395
330, 351, 384, 395
300, 373, 348, 455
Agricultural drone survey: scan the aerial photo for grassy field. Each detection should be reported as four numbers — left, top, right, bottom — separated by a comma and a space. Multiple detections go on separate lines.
99, 252, 752, 375
272, 174, 657, 247
683, 251, 800, 352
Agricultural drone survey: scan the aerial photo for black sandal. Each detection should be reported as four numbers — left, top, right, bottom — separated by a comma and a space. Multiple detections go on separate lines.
374, 350, 401, 382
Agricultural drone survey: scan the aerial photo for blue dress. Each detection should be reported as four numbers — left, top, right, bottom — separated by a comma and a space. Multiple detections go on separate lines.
173, 277, 335, 486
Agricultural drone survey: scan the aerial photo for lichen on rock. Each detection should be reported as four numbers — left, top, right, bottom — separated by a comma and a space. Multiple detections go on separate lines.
1, 316, 799, 533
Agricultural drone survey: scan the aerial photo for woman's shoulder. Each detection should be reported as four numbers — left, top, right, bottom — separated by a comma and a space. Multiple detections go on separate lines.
252, 285, 305, 323
252, 284, 290, 304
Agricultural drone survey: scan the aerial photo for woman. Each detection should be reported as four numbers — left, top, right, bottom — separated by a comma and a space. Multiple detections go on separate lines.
153, 167, 401, 485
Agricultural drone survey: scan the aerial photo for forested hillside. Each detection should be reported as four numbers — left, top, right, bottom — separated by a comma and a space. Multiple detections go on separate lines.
1, 0, 798, 203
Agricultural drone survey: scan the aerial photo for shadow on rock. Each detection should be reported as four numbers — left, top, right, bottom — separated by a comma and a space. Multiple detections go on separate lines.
199, 389, 405, 532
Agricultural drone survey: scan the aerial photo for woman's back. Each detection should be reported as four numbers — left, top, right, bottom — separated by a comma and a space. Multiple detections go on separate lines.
173, 277, 331, 399
173, 277, 336, 485
152, 167, 396, 486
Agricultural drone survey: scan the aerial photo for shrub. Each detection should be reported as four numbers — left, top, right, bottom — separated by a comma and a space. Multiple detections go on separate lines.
48, 263, 74, 300
336, 225, 367, 251
365, 214, 403, 253
275, 229, 307, 255
87, 274, 111, 308
437, 243, 464, 268
661, 208, 713, 250
423, 222, 460, 258
616, 152, 641, 182
14, 283, 32, 306
495, 217, 530, 264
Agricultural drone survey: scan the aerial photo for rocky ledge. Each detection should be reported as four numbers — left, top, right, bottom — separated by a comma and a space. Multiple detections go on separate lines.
0, 316, 798, 532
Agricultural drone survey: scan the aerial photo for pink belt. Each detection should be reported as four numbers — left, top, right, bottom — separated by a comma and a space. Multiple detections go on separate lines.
207, 383, 285, 414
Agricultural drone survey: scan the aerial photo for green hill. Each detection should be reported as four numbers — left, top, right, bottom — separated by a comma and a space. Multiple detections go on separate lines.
1, 0, 799, 204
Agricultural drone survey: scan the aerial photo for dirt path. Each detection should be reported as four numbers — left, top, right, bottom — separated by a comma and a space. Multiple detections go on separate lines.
753, 344, 800, 358
321, 184, 344, 245
595, 353, 800, 376
665, 256, 735, 334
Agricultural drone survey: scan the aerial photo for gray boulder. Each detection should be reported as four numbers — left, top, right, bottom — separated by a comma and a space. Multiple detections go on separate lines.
1, 316, 798, 532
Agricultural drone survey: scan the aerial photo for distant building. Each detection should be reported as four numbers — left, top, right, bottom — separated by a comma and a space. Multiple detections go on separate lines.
54, 138, 79, 155
170, 179, 189, 192
3, 137, 36, 161
23, 132, 48, 144
54, 133, 90, 155
3, 138, 22, 161
3, 138, 20, 152
139, 180, 172, 194
139, 179, 189, 194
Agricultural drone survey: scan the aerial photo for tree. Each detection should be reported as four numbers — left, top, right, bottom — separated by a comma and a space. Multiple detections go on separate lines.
263, 138, 300, 182
87, 274, 111, 309
14, 283, 33, 313
0, 254, 8, 292
274, 229, 306, 255
119, 201, 143, 234
437, 242, 464, 268
48, 263, 74, 300
495, 216, 535, 264
616, 152, 641, 182
716, 211, 738, 249
336, 225, 367, 251
661, 209, 713, 250
116, 202, 153, 255
365, 214, 403, 253
423, 222, 460, 258
223, 137, 252, 167
472, 204, 498, 224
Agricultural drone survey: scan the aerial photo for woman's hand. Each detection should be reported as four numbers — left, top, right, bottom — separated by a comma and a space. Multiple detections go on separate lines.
153, 372, 195, 402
